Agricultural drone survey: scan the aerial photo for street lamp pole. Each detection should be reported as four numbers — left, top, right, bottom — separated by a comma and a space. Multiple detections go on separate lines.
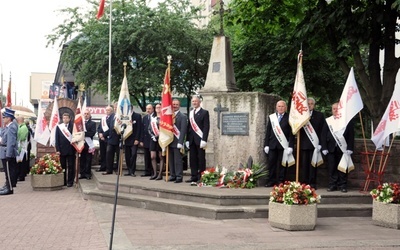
0, 63, 3, 103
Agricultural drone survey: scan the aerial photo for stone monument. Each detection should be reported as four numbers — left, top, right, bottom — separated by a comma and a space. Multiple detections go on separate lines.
199, 1, 279, 168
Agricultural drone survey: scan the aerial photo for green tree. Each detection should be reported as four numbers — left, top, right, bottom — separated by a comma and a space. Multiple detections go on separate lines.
227, 0, 400, 127
46, 0, 212, 111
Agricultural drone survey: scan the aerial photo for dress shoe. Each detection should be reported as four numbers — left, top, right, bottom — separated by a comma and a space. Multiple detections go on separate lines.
78, 176, 87, 179
265, 182, 277, 188
149, 175, 157, 180
67, 183, 73, 187
155, 176, 163, 180
327, 186, 337, 192
174, 179, 183, 183
0, 188, 13, 195
86, 176, 92, 180
17, 177, 25, 182
141, 174, 151, 177
168, 177, 176, 182
124, 173, 136, 177
341, 188, 348, 193
185, 179, 197, 183
96, 169, 106, 172
102, 172, 113, 175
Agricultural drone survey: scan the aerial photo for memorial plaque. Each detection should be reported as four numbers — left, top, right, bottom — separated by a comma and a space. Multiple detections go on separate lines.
221, 113, 249, 135
212, 62, 221, 72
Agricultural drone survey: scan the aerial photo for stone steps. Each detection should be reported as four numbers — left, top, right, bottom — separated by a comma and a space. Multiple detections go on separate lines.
79, 171, 373, 220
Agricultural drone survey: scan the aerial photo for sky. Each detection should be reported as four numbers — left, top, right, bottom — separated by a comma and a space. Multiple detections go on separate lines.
0, 0, 93, 110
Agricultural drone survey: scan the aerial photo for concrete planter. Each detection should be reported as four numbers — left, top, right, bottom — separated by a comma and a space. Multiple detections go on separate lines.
268, 201, 317, 231
372, 200, 400, 229
31, 173, 64, 191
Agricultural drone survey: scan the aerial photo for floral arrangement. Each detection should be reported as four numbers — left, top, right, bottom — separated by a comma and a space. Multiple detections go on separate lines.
269, 181, 321, 205
29, 153, 63, 175
370, 182, 400, 204
198, 164, 267, 189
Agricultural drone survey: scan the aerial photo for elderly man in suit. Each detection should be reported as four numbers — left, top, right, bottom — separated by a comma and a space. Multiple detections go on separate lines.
299, 97, 325, 189
55, 113, 76, 187
186, 95, 210, 183
123, 107, 142, 177
168, 99, 188, 183
102, 105, 120, 175
140, 104, 154, 177
0, 108, 19, 195
264, 100, 295, 187
79, 109, 97, 180
321, 102, 355, 193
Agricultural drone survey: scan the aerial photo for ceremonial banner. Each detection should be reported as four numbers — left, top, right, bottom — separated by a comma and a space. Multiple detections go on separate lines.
289, 51, 310, 134
34, 99, 51, 146
49, 97, 60, 147
158, 61, 174, 150
371, 83, 400, 148
71, 98, 85, 153
114, 68, 133, 140
96, 0, 105, 19
336, 67, 363, 131
6, 75, 12, 107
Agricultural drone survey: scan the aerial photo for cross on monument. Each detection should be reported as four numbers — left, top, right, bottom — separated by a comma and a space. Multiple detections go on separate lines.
213, 0, 230, 36
213, 103, 229, 129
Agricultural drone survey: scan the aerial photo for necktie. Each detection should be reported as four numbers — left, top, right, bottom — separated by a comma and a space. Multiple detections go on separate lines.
278, 114, 282, 122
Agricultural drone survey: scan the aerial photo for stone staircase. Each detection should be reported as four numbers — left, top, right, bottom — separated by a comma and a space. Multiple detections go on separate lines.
79, 171, 373, 220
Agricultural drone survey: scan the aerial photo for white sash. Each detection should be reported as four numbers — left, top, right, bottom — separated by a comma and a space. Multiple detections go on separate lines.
326, 116, 354, 173
173, 125, 180, 139
189, 109, 203, 139
150, 117, 160, 137
101, 116, 109, 132
85, 137, 95, 153
58, 124, 72, 142
303, 122, 323, 167
269, 114, 295, 167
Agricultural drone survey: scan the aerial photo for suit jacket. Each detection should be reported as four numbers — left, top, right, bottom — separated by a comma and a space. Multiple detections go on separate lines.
84, 118, 96, 149
300, 110, 325, 150
103, 113, 120, 146
170, 111, 188, 148
140, 114, 152, 148
187, 108, 210, 146
321, 119, 354, 153
125, 112, 142, 146
0, 120, 18, 159
55, 123, 76, 156
264, 112, 294, 150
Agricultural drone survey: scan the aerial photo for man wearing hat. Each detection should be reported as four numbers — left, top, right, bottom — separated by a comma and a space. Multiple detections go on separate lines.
0, 108, 19, 195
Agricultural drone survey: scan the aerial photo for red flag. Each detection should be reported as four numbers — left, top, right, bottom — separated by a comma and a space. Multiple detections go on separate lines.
158, 62, 174, 149
96, 0, 106, 19
49, 97, 60, 147
71, 98, 85, 153
5, 74, 11, 107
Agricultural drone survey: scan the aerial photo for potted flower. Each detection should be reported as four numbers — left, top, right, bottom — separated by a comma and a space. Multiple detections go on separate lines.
29, 153, 64, 191
370, 182, 400, 229
268, 181, 321, 231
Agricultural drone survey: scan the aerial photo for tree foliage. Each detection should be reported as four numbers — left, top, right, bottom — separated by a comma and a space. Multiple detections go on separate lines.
46, 0, 213, 111
227, 0, 400, 127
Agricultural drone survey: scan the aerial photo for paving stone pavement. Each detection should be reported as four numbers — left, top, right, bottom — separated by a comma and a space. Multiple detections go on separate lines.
0, 172, 400, 250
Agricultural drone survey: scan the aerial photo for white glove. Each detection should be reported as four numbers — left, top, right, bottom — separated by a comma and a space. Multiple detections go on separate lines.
317, 145, 322, 151
346, 150, 353, 155
185, 141, 190, 149
151, 135, 156, 142
200, 140, 207, 148
287, 147, 293, 155
177, 143, 183, 149
264, 146, 269, 154
322, 150, 328, 155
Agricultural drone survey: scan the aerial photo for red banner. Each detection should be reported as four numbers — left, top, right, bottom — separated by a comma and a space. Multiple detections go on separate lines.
158, 65, 174, 149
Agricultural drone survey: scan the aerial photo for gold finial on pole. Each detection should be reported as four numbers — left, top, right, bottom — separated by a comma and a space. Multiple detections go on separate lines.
123, 62, 127, 78
78, 83, 86, 92
167, 55, 172, 65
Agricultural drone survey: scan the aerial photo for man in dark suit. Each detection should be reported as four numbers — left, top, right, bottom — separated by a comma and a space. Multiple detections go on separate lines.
140, 104, 154, 177
186, 95, 210, 183
102, 106, 120, 175
168, 99, 188, 183
321, 102, 354, 193
123, 108, 142, 177
96, 108, 109, 172
79, 109, 97, 180
264, 100, 295, 187
299, 98, 325, 189
0, 108, 18, 195
55, 113, 76, 187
